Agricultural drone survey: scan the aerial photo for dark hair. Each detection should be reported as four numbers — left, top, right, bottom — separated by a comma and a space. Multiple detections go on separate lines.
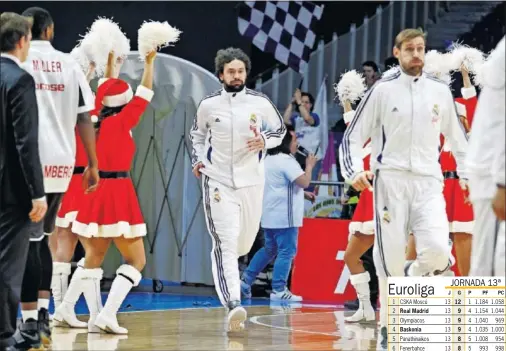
21, 7, 52, 40
362, 60, 379, 73
384, 56, 399, 70
214, 47, 251, 77
300, 92, 315, 111
94, 104, 126, 129
267, 124, 294, 156
0, 12, 32, 53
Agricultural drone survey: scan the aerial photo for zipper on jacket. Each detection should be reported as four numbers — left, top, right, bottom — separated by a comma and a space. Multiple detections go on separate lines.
229, 93, 237, 188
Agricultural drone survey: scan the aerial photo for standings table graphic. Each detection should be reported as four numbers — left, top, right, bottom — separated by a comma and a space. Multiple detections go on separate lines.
388, 277, 506, 351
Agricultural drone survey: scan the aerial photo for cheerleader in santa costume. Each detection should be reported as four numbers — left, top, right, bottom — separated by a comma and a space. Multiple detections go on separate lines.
335, 71, 376, 323
439, 64, 477, 276
54, 50, 155, 335
52, 54, 126, 328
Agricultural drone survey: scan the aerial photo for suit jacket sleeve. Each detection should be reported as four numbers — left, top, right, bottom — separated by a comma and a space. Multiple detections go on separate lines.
10, 73, 45, 199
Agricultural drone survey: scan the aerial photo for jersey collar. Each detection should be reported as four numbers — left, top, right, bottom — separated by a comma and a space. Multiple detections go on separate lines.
30, 40, 54, 50
398, 67, 425, 85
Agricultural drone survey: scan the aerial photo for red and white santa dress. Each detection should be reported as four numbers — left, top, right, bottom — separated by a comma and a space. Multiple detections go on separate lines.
344, 110, 374, 237
71, 78, 153, 238
440, 86, 477, 234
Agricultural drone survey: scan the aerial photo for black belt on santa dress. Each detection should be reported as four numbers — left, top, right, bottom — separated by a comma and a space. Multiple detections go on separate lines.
99, 171, 130, 179
443, 171, 459, 180
73, 166, 85, 175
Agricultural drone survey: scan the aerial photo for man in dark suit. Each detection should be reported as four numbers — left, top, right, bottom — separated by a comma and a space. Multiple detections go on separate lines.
0, 12, 47, 351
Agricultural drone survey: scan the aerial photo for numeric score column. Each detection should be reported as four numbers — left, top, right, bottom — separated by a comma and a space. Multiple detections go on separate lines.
452, 286, 466, 351
464, 285, 506, 351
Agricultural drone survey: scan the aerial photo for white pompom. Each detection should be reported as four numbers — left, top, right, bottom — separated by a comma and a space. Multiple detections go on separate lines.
69, 45, 91, 75
382, 65, 400, 79
333, 70, 367, 106
78, 17, 130, 76
137, 20, 182, 59
424, 50, 448, 76
91, 115, 98, 123
448, 42, 485, 73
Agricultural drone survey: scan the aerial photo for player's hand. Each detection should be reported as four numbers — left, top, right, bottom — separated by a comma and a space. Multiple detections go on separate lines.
247, 132, 265, 152
304, 191, 316, 203
459, 178, 471, 205
492, 186, 506, 221
193, 162, 205, 178
82, 166, 100, 194
351, 171, 374, 192
29, 198, 47, 223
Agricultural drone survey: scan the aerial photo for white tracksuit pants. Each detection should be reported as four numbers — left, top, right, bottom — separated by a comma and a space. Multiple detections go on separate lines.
201, 174, 264, 307
470, 199, 505, 276
372, 170, 451, 277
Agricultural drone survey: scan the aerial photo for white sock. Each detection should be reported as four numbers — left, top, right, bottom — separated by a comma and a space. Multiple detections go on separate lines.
38, 298, 50, 311
22, 310, 38, 322
378, 277, 388, 327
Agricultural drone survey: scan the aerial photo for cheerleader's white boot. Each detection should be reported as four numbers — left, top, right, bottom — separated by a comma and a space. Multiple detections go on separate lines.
51, 262, 71, 310
345, 272, 376, 323
53, 261, 88, 329
94, 265, 141, 335
80, 267, 104, 333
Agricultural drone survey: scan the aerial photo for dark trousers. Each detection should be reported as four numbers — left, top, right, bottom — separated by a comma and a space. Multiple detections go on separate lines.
0, 206, 31, 346
362, 246, 378, 303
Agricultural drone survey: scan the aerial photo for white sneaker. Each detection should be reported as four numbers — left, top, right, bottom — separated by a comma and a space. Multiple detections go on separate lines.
270, 288, 303, 302
227, 306, 247, 332
53, 303, 88, 328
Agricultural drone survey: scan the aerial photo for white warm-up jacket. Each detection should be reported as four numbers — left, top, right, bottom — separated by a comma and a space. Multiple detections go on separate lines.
466, 36, 505, 200
190, 87, 286, 189
339, 69, 469, 182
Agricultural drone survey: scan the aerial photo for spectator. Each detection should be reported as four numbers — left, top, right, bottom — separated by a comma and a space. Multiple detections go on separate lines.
283, 89, 321, 191
384, 56, 399, 70
362, 60, 380, 88
240, 125, 316, 302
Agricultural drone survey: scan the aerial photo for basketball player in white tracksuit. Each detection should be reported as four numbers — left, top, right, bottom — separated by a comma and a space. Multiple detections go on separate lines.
190, 48, 285, 332
339, 29, 469, 348
466, 36, 505, 277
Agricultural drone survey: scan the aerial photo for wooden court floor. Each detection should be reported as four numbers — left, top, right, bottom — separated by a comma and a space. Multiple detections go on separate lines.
51, 304, 380, 350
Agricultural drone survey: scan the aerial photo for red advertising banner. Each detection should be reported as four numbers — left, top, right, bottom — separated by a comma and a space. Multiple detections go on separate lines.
291, 219, 356, 304
291, 218, 461, 304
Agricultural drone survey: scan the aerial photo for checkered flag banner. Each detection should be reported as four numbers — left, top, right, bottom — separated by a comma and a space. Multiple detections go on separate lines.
237, 1, 323, 74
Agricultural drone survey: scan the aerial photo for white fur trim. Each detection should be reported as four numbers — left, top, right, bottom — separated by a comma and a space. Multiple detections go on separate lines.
461, 86, 476, 100
91, 115, 99, 123
53, 262, 71, 275
55, 211, 78, 229
442, 139, 452, 152
348, 221, 375, 239
117, 264, 142, 286
103, 88, 133, 107
362, 144, 372, 158
343, 110, 356, 124
72, 220, 147, 238
349, 271, 370, 285
97, 78, 109, 88
455, 101, 466, 117
449, 221, 474, 234
135, 85, 154, 102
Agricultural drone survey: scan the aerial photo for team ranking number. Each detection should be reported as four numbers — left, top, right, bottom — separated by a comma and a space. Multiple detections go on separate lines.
387, 276, 506, 351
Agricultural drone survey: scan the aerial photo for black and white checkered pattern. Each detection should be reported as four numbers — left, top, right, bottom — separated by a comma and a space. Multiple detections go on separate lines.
237, 1, 323, 74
